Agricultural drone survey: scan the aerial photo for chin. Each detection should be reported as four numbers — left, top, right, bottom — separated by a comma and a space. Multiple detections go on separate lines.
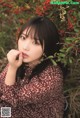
22, 59, 31, 63
23, 60, 29, 63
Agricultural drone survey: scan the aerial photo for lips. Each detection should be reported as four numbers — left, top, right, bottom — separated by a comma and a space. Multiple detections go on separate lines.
22, 52, 29, 58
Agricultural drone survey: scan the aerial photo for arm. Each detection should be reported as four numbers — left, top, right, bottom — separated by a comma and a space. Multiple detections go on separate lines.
0, 64, 9, 92
4, 65, 17, 85
0, 49, 23, 99
0, 64, 9, 79
3, 49, 23, 86
1, 65, 63, 107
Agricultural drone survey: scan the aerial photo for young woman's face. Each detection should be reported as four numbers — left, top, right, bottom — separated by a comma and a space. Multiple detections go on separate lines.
18, 28, 43, 64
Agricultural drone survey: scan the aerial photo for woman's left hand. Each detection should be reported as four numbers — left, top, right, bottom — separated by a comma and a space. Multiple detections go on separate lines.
7, 49, 23, 69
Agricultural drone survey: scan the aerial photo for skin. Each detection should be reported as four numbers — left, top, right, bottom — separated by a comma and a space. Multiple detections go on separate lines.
5, 28, 44, 85
18, 29, 44, 67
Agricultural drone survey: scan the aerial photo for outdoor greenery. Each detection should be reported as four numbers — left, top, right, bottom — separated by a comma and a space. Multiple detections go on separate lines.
0, 0, 80, 117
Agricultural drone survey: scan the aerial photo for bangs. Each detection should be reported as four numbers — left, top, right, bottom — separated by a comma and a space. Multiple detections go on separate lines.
25, 25, 44, 48
18, 16, 60, 57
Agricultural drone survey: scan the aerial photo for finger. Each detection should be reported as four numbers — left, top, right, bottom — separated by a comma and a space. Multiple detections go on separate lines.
13, 51, 20, 60
8, 50, 20, 59
18, 53, 23, 64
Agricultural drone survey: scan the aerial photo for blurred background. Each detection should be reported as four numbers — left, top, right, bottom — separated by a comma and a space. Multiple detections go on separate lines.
0, 0, 80, 117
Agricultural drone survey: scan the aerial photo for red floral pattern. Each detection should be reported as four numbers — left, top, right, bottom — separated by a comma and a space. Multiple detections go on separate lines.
0, 64, 64, 118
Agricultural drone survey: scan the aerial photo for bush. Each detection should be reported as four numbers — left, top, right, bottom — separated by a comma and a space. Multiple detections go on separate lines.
0, 0, 80, 117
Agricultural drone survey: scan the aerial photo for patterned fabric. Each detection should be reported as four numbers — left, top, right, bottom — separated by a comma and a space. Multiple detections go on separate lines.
0, 63, 64, 118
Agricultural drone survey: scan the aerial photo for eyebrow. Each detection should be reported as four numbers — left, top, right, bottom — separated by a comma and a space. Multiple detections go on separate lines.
21, 33, 35, 40
21, 33, 40, 42
21, 33, 27, 36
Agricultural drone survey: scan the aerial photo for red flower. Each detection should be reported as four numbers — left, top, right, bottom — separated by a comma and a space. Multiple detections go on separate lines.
75, 0, 80, 1
35, 7, 43, 16
43, 0, 52, 12
67, 18, 73, 30
2, 3, 13, 8
58, 30, 65, 37
68, 10, 74, 14
71, 16, 77, 22
13, 7, 22, 14
19, 18, 25, 24
0, 0, 2, 2
43, 0, 50, 4
36, 0, 52, 15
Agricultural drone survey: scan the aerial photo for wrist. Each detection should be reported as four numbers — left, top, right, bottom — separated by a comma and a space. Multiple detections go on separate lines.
8, 64, 18, 71
5, 65, 17, 85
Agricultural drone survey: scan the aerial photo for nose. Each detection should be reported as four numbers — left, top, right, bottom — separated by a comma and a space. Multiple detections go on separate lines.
23, 42, 30, 51
23, 45, 30, 51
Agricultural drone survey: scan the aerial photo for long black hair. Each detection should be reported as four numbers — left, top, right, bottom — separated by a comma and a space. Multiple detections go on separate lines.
16, 16, 66, 82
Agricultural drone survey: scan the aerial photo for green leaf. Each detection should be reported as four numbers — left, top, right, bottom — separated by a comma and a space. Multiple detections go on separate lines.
66, 37, 75, 41
47, 55, 53, 59
50, 59, 57, 66
0, 47, 6, 56
66, 47, 72, 53
74, 28, 79, 33
40, 0, 45, 2
78, 12, 80, 18
69, 58, 73, 64
59, 53, 65, 57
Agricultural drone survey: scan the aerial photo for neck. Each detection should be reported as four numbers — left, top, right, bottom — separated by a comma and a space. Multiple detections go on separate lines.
28, 60, 41, 69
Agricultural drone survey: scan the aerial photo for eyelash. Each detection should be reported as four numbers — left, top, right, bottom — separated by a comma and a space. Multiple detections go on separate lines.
20, 35, 26, 40
32, 40, 40, 45
20, 35, 40, 45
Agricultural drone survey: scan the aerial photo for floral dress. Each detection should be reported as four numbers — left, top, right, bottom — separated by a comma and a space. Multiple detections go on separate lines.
0, 63, 64, 118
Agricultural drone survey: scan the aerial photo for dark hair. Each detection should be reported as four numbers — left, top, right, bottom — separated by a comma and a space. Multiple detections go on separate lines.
18, 16, 61, 56
16, 16, 65, 82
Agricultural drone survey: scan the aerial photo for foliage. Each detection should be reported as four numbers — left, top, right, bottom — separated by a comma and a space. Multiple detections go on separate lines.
0, 0, 80, 117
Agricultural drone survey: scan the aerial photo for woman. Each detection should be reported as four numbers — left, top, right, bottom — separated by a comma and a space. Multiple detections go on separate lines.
0, 16, 64, 118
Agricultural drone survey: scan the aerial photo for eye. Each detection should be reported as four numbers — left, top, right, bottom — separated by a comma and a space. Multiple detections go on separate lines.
32, 40, 40, 45
19, 35, 26, 40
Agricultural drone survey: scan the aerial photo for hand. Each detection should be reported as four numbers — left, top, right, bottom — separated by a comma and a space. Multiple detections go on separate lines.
7, 49, 23, 69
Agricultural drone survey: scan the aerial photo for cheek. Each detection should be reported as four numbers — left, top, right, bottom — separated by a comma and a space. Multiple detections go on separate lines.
32, 47, 43, 56
18, 40, 22, 50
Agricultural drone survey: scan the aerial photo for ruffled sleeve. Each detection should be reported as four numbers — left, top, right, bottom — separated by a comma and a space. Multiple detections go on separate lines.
0, 64, 9, 79
0, 64, 9, 91
0, 65, 64, 108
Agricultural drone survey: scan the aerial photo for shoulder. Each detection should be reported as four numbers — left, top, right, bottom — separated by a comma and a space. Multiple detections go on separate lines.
39, 64, 63, 80
43, 64, 63, 75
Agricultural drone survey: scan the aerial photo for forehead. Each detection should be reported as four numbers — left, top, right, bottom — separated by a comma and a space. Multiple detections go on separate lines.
22, 26, 41, 42
21, 26, 44, 49
22, 27, 36, 37
22, 27, 30, 34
